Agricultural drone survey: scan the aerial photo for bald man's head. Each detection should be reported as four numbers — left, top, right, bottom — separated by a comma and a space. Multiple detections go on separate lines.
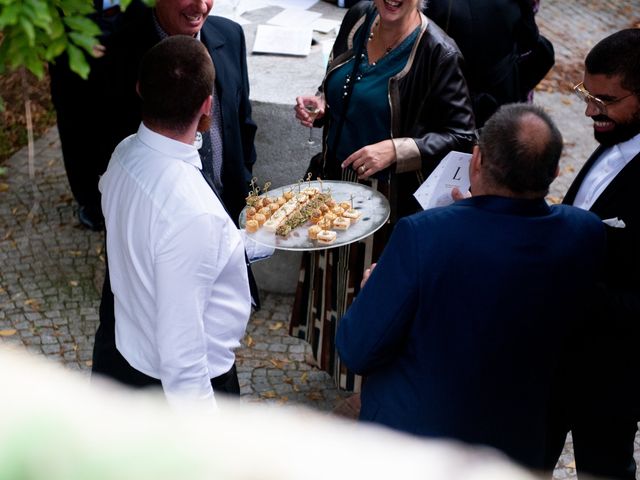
478, 104, 563, 197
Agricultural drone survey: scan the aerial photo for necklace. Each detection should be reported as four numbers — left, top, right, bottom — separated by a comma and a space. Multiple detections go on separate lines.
367, 13, 419, 63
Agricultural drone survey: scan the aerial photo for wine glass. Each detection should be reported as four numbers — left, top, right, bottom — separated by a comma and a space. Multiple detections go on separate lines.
304, 102, 320, 145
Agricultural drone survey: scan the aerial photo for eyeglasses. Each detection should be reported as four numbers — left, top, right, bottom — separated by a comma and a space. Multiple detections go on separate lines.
573, 82, 634, 114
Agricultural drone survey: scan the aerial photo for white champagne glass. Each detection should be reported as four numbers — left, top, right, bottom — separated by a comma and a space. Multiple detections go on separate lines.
304, 102, 320, 145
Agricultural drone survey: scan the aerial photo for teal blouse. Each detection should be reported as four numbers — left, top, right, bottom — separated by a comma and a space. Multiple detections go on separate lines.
325, 17, 419, 178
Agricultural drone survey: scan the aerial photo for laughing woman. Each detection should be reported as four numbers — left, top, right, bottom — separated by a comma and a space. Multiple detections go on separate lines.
291, 0, 474, 391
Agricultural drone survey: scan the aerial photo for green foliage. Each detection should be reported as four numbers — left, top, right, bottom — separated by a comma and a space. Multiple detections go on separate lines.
0, 0, 154, 80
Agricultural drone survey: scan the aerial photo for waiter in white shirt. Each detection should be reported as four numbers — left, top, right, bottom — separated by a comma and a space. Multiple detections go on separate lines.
544, 29, 640, 480
98, 36, 251, 411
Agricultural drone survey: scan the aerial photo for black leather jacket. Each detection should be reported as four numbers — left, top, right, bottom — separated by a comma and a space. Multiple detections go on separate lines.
320, 2, 475, 182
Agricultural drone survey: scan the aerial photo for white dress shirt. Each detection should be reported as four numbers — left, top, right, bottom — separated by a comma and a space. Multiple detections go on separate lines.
99, 123, 251, 410
573, 132, 640, 210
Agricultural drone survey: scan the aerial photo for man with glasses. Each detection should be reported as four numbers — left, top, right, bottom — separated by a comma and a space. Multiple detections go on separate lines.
545, 28, 640, 480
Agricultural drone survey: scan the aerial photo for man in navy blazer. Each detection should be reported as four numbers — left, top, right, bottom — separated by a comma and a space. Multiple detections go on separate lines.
544, 29, 640, 480
92, 0, 259, 382
336, 104, 606, 470
100, 0, 256, 223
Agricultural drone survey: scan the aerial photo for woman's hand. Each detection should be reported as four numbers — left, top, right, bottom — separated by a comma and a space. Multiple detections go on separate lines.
295, 95, 326, 127
341, 140, 397, 179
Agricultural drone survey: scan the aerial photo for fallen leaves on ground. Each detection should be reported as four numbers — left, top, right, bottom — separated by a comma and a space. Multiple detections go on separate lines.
261, 391, 278, 399
268, 321, 283, 330
0, 329, 17, 336
0, 68, 56, 164
244, 335, 254, 347
269, 358, 288, 369
0, 183, 9, 192
306, 392, 323, 401
24, 298, 41, 311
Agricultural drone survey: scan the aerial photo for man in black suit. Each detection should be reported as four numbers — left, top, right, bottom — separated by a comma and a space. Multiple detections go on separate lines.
545, 28, 640, 480
49, 0, 124, 230
92, 0, 259, 381
102, 0, 256, 222
423, 0, 552, 127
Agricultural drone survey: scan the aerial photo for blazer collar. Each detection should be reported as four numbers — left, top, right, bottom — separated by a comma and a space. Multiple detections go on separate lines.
200, 19, 225, 50
564, 143, 640, 208
589, 150, 640, 212
562, 144, 607, 205
459, 195, 551, 217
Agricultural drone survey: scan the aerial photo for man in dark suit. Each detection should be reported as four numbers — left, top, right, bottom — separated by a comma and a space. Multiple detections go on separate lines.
92, 0, 259, 381
49, 0, 125, 230
336, 103, 606, 470
544, 29, 640, 480
424, 0, 553, 127
102, 0, 256, 222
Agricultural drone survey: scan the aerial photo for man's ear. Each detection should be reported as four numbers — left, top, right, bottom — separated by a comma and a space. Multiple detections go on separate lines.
470, 145, 482, 175
200, 95, 213, 117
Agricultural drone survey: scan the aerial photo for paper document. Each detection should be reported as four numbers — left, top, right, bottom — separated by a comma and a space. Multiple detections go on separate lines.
413, 151, 471, 210
208, 0, 251, 24
266, 0, 318, 9
267, 9, 322, 27
252, 24, 312, 56
312, 18, 341, 33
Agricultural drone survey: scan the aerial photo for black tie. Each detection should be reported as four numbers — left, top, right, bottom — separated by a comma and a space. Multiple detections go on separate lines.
199, 168, 260, 310
199, 131, 215, 190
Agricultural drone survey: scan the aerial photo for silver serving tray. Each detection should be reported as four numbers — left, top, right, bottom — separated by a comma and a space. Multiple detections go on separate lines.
239, 180, 390, 251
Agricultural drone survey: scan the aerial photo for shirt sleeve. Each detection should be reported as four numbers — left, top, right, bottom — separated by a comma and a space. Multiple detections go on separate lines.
336, 217, 420, 374
153, 212, 228, 411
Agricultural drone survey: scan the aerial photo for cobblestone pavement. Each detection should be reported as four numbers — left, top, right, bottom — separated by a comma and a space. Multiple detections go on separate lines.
0, 0, 639, 477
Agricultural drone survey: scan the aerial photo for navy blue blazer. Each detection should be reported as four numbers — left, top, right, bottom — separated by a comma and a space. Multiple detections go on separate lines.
103, 2, 257, 222
336, 195, 605, 469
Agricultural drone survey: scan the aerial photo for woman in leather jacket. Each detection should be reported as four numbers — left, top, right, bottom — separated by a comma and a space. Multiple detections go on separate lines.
291, 0, 474, 390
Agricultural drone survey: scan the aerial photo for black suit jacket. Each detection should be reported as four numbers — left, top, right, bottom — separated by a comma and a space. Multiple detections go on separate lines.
424, 0, 541, 126
103, 1, 256, 222
563, 147, 640, 415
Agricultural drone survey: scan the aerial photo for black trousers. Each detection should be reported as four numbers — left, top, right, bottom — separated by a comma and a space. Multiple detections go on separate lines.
545, 404, 637, 480
92, 267, 239, 396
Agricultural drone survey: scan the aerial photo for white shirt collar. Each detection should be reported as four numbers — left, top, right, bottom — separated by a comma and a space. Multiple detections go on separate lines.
137, 122, 202, 170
